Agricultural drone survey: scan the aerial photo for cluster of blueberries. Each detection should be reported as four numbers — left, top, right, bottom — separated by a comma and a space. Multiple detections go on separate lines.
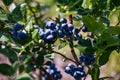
79, 53, 95, 65
41, 63, 62, 80
34, 18, 87, 43
65, 63, 85, 80
12, 24, 26, 40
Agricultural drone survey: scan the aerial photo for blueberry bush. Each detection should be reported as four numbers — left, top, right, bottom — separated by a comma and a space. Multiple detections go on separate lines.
0, 0, 120, 80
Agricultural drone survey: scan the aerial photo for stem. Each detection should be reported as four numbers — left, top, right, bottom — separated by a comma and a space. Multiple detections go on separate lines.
25, 0, 39, 25
68, 14, 79, 65
83, 71, 88, 80
68, 14, 73, 24
52, 50, 77, 64
18, 41, 33, 57
116, 21, 120, 26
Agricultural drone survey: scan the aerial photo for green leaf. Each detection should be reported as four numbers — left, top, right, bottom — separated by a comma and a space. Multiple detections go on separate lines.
0, 13, 7, 21
97, 31, 120, 51
36, 50, 46, 68
32, 29, 40, 42
2, 0, 13, 6
106, 26, 120, 35
8, 3, 26, 22
12, 62, 18, 74
15, 73, 31, 80
0, 64, 13, 76
0, 48, 18, 63
0, 6, 5, 13
99, 51, 112, 66
83, 15, 105, 35
25, 18, 33, 33
74, 45, 87, 52
91, 67, 100, 80
58, 40, 67, 50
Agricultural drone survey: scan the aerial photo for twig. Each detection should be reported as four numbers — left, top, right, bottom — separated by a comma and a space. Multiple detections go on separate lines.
68, 14, 73, 24
68, 14, 79, 65
52, 50, 77, 64
25, 0, 39, 25
83, 71, 88, 80
116, 21, 120, 26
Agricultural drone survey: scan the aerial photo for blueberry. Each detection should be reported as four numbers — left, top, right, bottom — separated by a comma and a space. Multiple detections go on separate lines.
84, 37, 90, 42
60, 18, 67, 23
55, 24, 61, 30
49, 69, 55, 76
79, 55, 85, 62
45, 34, 54, 42
39, 31, 45, 39
68, 63, 75, 69
77, 65, 84, 71
50, 29, 57, 36
57, 30, 64, 38
81, 26, 87, 32
57, 73, 62, 79
73, 28, 79, 34
65, 31, 72, 37
74, 33, 82, 40
41, 71, 46, 76
79, 54, 95, 65
12, 31, 18, 38
74, 71, 82, 78
61, 23, 68, 30
45, 21, 56, 29
50, 63, 56, 69
44, 29, 51, 36
65, 66, 72, 74
80, 71, 85, 77
17, 31, 26, 39
13, 24, 23, 31
33, 24, 40, 29
68, 24, 74, 31
42, 63, 62, 80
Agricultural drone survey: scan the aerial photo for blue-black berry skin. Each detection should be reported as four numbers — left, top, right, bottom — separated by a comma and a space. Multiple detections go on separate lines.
13, 24, 23, 31
68, 24, 74, 31
73, 28, 79, 34
44, 34, 54, 43
61, 23, 68, 30
57, 30, 64, 38
41, 63, 62, 80
60, 18, 67, 23
45, 21, 56, 29
65, 63, 85, 79
81, 26, 87, 32
17, 31, 26, 39
79, 54, 95, 65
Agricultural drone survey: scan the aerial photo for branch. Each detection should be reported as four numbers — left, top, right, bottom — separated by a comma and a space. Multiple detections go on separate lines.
68, 14, 79, 65
52, 50, 77, 64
